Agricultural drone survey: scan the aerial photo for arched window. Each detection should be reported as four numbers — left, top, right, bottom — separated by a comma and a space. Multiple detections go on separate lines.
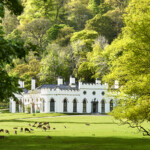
50, 99, 55, 112
73, 99, 77, 112
101, 99, 105, 113
63, 99, 67, 112
83, 99, 87, 113
110, 99, 113, 112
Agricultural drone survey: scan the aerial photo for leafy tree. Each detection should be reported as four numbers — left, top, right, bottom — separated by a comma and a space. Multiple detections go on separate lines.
87, 38, 109, 80
78, 61, 95, 82
88, 0, 99, 15
105, 8, 123, 35
9, 55, 41, 90
99, 2, 112, 15
2, 8, 19, 35
71, 29, 98, 53
40, 44, 72, 84
65, 0, 92, 30
103, 0, 150, 135
22, 18, 51, 51
56, 26, 75, 47
19, 0, 67, 25
46, 24, 66, 42
85, 14, 117, 43
0, 0, 25, 102
105, 0, 129, 12
71, 30, 98, 81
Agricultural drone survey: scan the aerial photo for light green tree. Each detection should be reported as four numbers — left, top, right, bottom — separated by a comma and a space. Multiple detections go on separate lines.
103, 0, 150, 136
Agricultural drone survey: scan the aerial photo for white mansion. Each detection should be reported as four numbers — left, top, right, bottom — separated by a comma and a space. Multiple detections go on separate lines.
10, 76, 118, 114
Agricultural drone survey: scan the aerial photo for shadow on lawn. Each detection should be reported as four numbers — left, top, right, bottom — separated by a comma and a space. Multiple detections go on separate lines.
0, 119, 117, 125
44, 121, 117, 125
0, 136, 150, 150
0, 119, 32, 123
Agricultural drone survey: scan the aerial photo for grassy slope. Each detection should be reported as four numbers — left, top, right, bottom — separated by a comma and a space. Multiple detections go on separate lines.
0, 114, 150, 150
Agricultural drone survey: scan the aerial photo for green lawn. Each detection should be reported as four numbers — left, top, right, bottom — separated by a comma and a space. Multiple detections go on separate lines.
0, 113, 150, 150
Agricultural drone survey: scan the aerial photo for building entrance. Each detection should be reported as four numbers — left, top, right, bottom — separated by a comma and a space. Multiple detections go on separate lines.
91, 100, 98, 113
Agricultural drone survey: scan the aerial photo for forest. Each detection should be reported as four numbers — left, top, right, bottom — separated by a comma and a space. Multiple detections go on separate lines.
0, 0, 150, 135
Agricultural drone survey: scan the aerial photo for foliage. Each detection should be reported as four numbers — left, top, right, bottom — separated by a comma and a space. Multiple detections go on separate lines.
46, 24, 66, 42
85, 14, 117, 43
71, 30, 98, 81
40, 44, 72, 84
65, 0, 92, 30
88, 0, 99, 15
87, 39, 108, 80
56, 26, 75, 47
71, 30, 98, 53
0, 0, 27, 102
104, 0, 150, 135
22, 18, 52, 50
8, 52, 41, 89
2, 8, 19, 35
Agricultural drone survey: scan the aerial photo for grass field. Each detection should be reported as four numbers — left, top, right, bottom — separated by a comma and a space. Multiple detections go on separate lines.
0, 113, 150, 150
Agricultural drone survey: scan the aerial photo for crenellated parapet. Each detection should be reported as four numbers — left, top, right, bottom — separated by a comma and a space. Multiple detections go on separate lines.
79, 82, 108, 90
41, 88, 80, 95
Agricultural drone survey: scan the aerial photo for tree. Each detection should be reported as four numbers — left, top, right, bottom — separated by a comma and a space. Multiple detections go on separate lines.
88, 0, 99, 15
86, 38, 109, 80
22, 19, 51, 51
71, 30, 98, 81
85, 14, 117, 43
71, 30, 98, 53
0, 0, 25, 102
46, 24, 66, 42
103, 0, 150, 135
2, 8, 19, 35
65, 0, 92, 30
8, 53, 41, 90
105, 0, 129, 12
40, 44, 72, 84
56, 26, 75, 47
19, 0, 68, 25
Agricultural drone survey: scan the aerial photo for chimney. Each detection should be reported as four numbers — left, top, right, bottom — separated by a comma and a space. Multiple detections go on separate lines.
69, 75, 76, 87
22, 81, 24, 88
115, 80, 119, 89
19, 79, 24, 88
79, 78, 82, 89
95, 78, 101, 84
31, 77, 36, 90
57, 76, 63, 85
19, 80, 22, 88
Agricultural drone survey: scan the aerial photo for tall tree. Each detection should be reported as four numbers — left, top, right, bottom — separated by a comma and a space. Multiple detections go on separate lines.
2, 8, 19, 35
0, 0, 25, 101
22, 18, 51, 51
103, 0, 150, 135
71, 30, 98, 81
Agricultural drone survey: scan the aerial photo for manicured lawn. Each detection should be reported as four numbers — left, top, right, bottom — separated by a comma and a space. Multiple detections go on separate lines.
0, 114, 150, 150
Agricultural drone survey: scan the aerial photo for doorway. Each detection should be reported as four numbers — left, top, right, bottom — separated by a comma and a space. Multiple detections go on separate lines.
92, 101, 98, 113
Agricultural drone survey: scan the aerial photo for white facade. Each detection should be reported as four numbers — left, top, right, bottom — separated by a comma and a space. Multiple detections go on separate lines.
10, 77, 117, 114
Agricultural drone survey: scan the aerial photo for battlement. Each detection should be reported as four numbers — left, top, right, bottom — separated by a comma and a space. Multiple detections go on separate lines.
41, 88, 80, 95
79, 82, 108, 90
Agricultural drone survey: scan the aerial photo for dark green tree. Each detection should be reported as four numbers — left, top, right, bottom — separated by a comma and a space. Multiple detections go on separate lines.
0, 0, 26, 102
